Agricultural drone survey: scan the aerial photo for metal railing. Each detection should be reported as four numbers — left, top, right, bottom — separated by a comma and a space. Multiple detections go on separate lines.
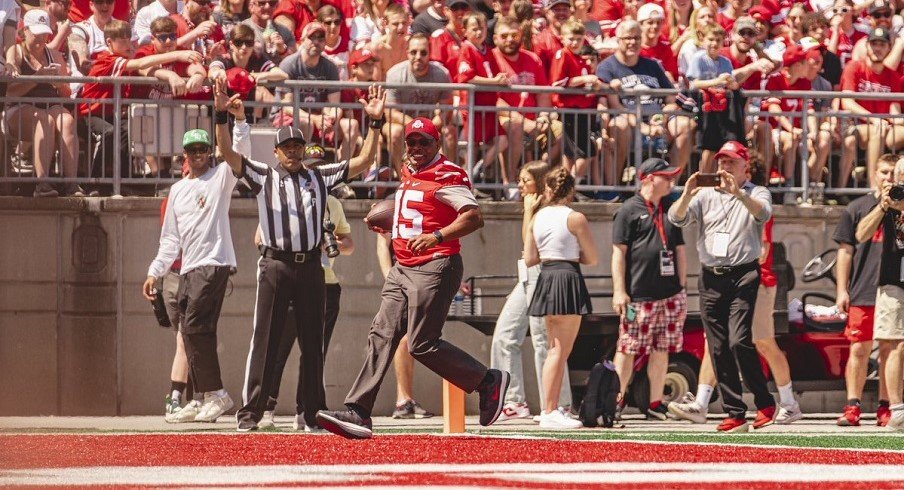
1, 75, 901, 200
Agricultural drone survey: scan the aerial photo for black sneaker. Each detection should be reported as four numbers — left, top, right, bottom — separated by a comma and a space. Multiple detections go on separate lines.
477, 369, 510, 426
644, 402, 670, 421
316, 409, 373, 439
392, 400, 435, 419
237, 418, 258, 432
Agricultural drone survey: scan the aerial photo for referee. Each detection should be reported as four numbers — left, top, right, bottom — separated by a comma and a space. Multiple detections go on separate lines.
214, 80, 387, 432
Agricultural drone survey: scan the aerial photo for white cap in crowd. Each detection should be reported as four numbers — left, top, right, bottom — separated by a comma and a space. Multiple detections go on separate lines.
637, 3, 665, 23
23, 9, 53, 36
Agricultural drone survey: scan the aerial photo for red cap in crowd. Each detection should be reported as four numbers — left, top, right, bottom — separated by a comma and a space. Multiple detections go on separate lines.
782, 45, 809, 67
715, 141, 749, 161
302, 21, 326, 39
226, 67, 256, 98
349, 48, 378, 67
405, 117, 440, 141
748, 5, 775, 26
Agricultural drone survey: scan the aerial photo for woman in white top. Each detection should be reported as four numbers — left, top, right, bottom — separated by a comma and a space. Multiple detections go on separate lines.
524, 167, 598, 429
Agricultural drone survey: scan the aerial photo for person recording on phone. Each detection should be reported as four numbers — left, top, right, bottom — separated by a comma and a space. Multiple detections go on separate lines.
853, 157, 904, 431
612, 158, 688, 421
668, 140, 777, 433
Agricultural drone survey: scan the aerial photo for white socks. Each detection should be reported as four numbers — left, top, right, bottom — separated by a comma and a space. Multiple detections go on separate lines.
214, 389, 227, 398
171, 390, 182, 404
778, 383, 796, 406
696, 384, 714, 409
891, 403, 904, 413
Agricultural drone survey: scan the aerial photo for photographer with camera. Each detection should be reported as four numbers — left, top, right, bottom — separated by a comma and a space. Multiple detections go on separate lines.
669, 140, 777, 433
854, 156, 904, 432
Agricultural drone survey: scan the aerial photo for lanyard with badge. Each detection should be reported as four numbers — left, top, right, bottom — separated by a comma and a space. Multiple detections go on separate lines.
645, 200, 675, 277
712, 190, 736, 259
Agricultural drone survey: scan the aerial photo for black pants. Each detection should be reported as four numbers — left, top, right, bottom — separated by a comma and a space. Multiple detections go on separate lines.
699, 263, 775, 419
266, 283, 342, 413
177, 265, 231, 393
238, 255, 326, 427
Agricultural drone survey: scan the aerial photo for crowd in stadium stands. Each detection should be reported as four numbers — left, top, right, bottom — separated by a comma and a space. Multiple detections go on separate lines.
0, 0, 903, 200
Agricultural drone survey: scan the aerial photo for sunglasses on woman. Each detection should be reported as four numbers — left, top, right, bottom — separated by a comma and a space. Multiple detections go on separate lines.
232, 39, 255, 48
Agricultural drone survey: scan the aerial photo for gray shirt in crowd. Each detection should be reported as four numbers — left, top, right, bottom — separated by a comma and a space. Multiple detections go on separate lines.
686, 51, 734, 81
385, 61, 452, 106
668, 181, 772, 267
240, 19, 297, 59
277, 53, 340, 106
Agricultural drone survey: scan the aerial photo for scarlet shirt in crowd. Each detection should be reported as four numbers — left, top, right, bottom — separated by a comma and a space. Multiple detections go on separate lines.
79, 52, 135, 116
641, 38, 678, 81
430, 29, 464, 78
273, 0, 346, 42
549, 48, 598, 108
133, 44, 210, 100
827, 28, 866, 65
763, 71, 811, 128
391, 156, 473, 267
721, 46, 764, 90
532, 27, 564, 68
456, 39, 501, 107
840, 59, 903, 114
68, 0, 130, 23
491, 47, 549, 119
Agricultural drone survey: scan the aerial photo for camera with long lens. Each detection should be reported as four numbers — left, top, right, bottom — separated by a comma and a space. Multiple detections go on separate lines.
889, 184, 904, 202
322, 219, 340, 258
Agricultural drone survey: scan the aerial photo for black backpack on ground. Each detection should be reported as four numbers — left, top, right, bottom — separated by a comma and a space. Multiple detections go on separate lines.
579, 360, 620, 428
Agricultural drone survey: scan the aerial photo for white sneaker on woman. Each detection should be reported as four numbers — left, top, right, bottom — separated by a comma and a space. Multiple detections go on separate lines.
539, 409, 582, 429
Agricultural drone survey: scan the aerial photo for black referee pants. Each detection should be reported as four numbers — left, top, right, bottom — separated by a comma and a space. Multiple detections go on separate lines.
237, 255, 326, 428
699, 263, 775, 419
266, 283, 342, 414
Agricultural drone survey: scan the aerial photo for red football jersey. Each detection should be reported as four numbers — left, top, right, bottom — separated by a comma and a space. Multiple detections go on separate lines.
828, 28, 865, 66
532, 27, 564, 69
491, 48, 549, 119
274, 0, 345, 42
68, 0, 130, 23
840, 60, 902, 115
721, 46, 764, 90
763, 72, 811, 128
549, 48, 598, 109
430, 29, 463, 78
457, 40, 501, 107
392, 155, 473, 267
640, 39, 678, 81
79, 52, 135, 116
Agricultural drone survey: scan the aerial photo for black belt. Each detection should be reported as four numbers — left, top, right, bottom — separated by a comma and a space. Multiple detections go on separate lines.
260, 246, 320, 264
702, 260, 759, 276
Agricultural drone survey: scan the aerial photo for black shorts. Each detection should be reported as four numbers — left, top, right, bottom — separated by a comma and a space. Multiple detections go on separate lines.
700, 110, 743, 151
177, 265, 231, 335
562, 113, 600, 159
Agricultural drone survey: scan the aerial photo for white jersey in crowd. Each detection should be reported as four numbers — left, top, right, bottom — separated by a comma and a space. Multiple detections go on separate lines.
134, 0, 185, 46
147, 162, 239, 278
532, 205, 581, 262
69, 16, 110, 96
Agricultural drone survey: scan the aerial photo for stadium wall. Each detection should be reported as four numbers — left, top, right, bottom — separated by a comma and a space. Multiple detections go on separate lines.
0, 198, 843, 416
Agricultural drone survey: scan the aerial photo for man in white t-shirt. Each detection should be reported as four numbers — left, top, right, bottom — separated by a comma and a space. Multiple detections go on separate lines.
68, 0, 114, 96
143, 128, 238, 424
134, 0, 184, 45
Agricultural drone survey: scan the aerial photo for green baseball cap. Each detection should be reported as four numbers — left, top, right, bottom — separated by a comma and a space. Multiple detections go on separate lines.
182, 129, 211, 149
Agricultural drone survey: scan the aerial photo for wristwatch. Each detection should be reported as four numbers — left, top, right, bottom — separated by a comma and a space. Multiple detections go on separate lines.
432, 230, 444, 243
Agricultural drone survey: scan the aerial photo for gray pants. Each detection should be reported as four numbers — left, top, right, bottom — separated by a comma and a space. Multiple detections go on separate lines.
491, 262, 572, 407
344, 255, 488, 417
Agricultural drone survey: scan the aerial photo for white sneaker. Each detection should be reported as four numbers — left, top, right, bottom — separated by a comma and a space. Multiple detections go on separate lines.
194, 392, 234, 422
496, 402, 531, 422
165, 400, 201, 423
293, 414, 304, 431
774, 402, 803, 425
668, 394, 708, 424
888, 410, 904, 431
259, 410, 275, 429
539, 409, 583, 429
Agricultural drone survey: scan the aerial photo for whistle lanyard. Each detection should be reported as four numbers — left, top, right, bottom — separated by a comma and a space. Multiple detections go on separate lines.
645, 200, 668, 251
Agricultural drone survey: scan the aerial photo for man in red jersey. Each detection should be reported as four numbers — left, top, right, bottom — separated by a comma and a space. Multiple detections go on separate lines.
532, 0, 568, 67
839, 27, 904, 188
429, 0, 471, 76
316, 117, 510, 440
637, 3, 678, 83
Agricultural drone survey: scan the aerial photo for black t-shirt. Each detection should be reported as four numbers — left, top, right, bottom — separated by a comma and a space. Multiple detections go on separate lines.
832, 193, 882, 305
879, 209, 904, 288
612, 195, 685, 301
821, 50, 842, 87
411, 9, 448, 37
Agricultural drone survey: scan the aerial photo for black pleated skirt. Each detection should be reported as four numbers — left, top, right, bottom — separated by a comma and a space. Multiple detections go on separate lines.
528, 260, 592, 317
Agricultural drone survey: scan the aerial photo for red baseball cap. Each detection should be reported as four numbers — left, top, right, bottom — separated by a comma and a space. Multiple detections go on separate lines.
782, 44, 809, 67
349, 48, 378, 67
748, 5, 775, 25
715, 140, 749, 161
404, 117, 440, 141
226, 67, 256, 98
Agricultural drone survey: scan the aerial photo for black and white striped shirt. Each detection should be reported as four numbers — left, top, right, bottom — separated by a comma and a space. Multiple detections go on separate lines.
240, 157, 348, 252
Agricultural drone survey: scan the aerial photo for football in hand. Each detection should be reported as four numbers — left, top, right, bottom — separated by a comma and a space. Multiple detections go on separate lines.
364, 199, 395, 232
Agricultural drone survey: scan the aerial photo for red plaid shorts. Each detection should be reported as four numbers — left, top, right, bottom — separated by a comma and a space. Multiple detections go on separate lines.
618, 290, 687, 355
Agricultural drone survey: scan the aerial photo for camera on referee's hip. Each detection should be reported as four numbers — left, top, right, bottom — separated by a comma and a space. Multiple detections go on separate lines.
322, 219, 340, 258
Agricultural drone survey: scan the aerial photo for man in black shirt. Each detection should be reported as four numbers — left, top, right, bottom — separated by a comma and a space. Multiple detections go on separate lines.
854, 155, 904, 431
833, 154, 896, 427
411, 0, 448, 36
611, 158, 687, 421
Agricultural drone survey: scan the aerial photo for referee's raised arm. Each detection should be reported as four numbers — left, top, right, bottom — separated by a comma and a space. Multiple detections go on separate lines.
213, 78, 245, 176
346, 85, 387, 180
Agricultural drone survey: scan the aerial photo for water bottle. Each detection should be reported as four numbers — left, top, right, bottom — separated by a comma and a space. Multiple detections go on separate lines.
452, 292, 464, 315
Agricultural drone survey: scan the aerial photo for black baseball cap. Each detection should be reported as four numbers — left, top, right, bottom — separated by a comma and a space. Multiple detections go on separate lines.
638, 158, 682, 179
869, 27, 892, 43
274, 126, 306, 147
446, 0, 469, 7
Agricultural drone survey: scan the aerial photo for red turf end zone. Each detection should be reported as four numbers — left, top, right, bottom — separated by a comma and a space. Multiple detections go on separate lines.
2, 434, 904, 488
